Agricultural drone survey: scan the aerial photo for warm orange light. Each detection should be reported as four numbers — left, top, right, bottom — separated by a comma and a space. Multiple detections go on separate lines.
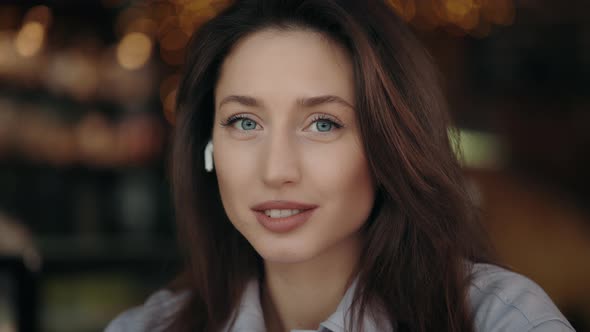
143, 0, 514, 45
456, 6, 480, 30
24, 5, 52, 28
411, 0, 443, 30
148, 1, 175, 24
15, 21, 45, 57
126, 18, 158, 37
160, 47, 185, 66
178, 11, 211, 36
390, 0, 516, 34
182, 2, 217, 21
116, 32, 152, 70
443, 0, 474, 23
160, 73, 179, 124
163, 88, 177, 125
166, 0, 227, 36
0, 32, 14, 68
160, 27, 189, 51
160, 73, 180, 103
388, 0, 416, 22
181, 0, 215, 12
114, 7, 145, 37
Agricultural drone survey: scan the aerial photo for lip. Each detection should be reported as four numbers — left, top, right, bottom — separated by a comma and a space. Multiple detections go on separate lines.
251, 200, 318, 211
251, 201, 318, 233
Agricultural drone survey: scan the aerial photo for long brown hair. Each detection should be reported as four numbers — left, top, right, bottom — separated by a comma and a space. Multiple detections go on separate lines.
168, 0, 493, 331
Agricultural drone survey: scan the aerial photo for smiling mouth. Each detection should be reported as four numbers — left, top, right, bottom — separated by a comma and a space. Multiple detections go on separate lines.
251, 201, 318, 219
263, 209, 305, 218
253, 207, 317, 233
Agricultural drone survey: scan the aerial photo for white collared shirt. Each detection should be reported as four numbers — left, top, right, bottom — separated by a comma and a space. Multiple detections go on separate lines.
222, 277, 387, 332
105, 264, 575, 331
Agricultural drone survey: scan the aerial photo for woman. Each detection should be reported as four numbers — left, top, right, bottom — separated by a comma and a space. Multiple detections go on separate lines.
106, 0, 574, 331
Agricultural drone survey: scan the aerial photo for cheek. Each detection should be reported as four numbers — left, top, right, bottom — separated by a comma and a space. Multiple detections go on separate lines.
214, 137, 256, 182
214, 144, 256, 218
306, 143, 374, 209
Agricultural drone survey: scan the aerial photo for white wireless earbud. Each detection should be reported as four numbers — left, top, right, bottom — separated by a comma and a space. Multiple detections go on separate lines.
204, 140, 214, 172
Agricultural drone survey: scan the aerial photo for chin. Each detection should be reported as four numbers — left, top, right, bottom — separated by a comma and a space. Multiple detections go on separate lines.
255, 241, 319, 265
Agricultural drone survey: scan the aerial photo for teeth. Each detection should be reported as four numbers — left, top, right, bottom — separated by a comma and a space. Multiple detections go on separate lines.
264, 209, 301, 218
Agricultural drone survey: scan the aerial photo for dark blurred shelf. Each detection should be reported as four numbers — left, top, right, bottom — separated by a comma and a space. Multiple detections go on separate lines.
22, 235, 182, 332
36, 235, 180, 273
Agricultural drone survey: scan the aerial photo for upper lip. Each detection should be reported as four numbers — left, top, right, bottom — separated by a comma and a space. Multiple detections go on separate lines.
251, 201, 318, 211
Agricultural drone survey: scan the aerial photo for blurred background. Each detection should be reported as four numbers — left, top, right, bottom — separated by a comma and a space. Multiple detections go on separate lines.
0, 0, 588, 331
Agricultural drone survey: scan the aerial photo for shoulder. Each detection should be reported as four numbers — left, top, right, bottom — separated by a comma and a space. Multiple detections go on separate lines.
468, 263, 575, 332
104, 289, 189, 332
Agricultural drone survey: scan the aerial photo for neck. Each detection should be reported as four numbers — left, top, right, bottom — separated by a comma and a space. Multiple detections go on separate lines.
261, 233, 362, 332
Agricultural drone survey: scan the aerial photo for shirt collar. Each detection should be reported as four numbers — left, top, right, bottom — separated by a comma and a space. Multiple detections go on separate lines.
222, 278, 392, 332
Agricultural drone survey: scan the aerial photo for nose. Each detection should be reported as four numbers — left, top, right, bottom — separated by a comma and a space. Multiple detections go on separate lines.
260, 131, 301, 188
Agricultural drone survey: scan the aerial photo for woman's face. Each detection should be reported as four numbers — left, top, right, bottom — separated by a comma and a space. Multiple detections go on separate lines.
213, 29, 375, 264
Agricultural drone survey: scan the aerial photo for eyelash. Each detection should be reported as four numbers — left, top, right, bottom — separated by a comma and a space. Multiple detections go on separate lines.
219, 113, 344, 130
219, 114, 252, 127
309, 114, 343, 130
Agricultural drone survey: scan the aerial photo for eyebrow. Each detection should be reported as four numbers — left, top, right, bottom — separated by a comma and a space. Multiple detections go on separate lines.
217, 95, 354, 110
218, 95, 260, 109
297, 95, 354, 110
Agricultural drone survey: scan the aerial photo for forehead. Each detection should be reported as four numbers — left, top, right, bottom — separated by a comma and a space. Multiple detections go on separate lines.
215, 28, 354, 104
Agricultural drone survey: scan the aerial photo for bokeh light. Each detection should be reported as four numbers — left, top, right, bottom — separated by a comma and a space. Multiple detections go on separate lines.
385, 0, 516, 33
116, 32, 152, 70
45, 51, 99, 101
24, 5, 53, 28
14, 21, 45, 58
125, 17, 158, 38
388, 0, 417, 22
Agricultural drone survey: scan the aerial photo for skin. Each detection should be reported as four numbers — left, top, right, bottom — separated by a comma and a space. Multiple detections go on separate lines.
213, 28, 375, 331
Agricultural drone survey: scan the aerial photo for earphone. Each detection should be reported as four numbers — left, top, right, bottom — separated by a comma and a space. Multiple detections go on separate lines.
204, 140, 214, 172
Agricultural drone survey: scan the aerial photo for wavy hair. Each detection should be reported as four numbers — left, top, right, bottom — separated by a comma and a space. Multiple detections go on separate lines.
168, 0, 492, 331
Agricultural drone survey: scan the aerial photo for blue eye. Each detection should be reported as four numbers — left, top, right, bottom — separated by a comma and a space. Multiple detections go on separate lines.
221, 115, 260, 131
308, 116, 342, 133
314, 120, 334, 132
237, 118, 257, 131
